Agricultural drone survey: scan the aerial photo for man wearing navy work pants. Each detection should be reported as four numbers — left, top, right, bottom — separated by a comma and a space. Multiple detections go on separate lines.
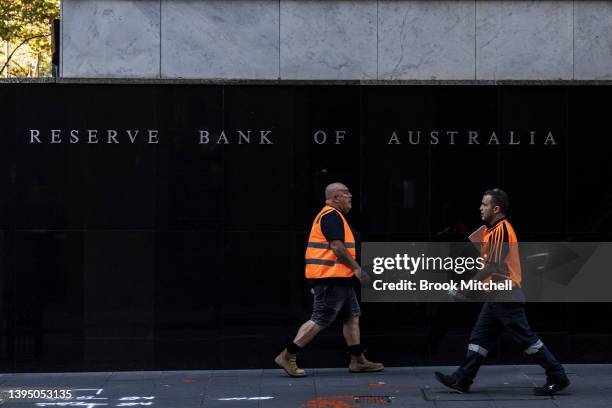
435, 188, 570, 396
452, 302, 567, 393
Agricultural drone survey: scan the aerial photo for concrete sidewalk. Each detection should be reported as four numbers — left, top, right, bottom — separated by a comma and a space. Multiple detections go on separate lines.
0, 364, 610, 407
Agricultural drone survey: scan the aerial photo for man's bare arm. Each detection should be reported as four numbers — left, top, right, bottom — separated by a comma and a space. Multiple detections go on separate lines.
329, 240, 363, 280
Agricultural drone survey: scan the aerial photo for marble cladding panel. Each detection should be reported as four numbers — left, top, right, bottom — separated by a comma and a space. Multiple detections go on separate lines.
378, 1, 475, 80
161, 1, 279, 79
280, 0, 377, 80
62, 0, 161, 78
60, 1, 612, 81
574, 2, 612, 80
475, 1, 573, 80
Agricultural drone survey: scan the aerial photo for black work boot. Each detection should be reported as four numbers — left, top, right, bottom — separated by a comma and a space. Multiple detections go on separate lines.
533, 378, 570, 396
528, 345, 570, 395
434, 372, 470, 393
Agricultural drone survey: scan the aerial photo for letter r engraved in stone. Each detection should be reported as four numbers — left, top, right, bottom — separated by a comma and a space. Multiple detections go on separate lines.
30, 129, 42, 143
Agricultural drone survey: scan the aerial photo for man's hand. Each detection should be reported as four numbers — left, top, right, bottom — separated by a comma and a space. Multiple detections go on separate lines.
354, 267, 370, 284
454, 290, 467, 301
448, 289, 467, 301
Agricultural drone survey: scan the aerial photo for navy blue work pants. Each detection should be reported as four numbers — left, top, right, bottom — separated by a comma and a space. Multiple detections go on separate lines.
454, 302, 567, 385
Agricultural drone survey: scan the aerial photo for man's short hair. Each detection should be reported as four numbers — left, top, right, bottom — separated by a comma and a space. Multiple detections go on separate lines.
484, 188, 509, 213
325, 182, 346, 200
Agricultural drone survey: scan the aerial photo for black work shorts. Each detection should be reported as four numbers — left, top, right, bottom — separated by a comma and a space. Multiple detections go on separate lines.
310, 285, 361, 329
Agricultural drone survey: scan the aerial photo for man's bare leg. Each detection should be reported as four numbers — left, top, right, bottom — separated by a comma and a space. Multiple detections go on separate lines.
294, 320, 322, 347
343, 316, 360, 346
343, 316, 384, 373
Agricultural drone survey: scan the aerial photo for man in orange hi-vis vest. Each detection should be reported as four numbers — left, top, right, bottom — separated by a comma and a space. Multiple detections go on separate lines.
274, 182, 384, 377
435, 188, 570, 396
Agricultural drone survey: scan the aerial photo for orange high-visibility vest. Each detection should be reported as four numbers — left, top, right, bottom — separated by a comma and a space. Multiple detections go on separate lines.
305, 205, 357, 279
481, 218, 522, 288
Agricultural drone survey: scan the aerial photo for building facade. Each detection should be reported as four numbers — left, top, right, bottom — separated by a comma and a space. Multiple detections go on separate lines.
1, 1, 611, 372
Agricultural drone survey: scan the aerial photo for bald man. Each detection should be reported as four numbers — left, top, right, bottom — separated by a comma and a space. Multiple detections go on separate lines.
274, 183, 383, 377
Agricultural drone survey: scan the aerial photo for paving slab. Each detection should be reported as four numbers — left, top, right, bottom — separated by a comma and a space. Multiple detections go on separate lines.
0, 364, 609, 407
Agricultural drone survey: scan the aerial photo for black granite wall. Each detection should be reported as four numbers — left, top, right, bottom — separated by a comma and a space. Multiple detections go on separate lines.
0, 85, 610, 372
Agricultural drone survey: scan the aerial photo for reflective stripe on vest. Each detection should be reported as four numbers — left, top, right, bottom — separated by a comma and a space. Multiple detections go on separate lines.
306, 242, 356, 249
305, 205, 357, 279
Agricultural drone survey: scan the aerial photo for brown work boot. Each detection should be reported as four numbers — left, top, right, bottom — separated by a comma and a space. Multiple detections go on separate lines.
274, 348, 306, 377
349, 353, 384, 373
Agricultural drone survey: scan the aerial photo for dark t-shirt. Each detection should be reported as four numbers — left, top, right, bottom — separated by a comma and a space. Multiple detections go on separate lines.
321, 211, 349, 241
321, 211, 359, 251
309, 210, 359, 286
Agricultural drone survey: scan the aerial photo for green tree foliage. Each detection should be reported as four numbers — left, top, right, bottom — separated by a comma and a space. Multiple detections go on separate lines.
0, 0, 60, 77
